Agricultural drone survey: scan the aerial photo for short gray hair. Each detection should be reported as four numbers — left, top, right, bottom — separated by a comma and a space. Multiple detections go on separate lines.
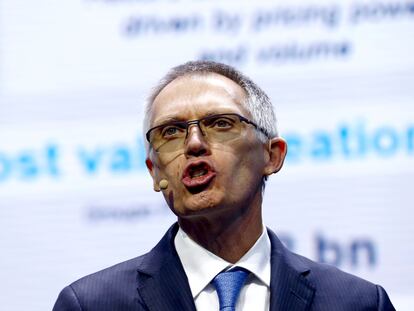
143, 60, 279, 147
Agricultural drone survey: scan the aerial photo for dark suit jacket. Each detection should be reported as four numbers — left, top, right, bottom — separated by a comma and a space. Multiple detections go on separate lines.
53, 223, 395, 310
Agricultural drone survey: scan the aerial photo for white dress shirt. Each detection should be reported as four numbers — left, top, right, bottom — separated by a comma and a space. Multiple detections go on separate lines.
174, 226, 271, 311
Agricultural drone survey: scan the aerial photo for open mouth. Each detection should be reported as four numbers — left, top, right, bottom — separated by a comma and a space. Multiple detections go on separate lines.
182, 160, 216, 192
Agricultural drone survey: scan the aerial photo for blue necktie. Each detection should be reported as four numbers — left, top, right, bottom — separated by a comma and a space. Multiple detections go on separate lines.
212, 267, 250, 311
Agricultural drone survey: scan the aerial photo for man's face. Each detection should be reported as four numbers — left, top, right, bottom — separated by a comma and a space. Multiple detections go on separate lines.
146, 73, 271, 219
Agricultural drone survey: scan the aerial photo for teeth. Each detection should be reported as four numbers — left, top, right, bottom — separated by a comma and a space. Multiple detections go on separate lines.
191, 168, 207, 178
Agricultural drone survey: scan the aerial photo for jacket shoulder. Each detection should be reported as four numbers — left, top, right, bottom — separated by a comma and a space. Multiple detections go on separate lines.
289, 251, 395, 310
53, 254, 150, 311
53, 225, 179, 311
293, 251, 373, 283
267, 228, 395, 310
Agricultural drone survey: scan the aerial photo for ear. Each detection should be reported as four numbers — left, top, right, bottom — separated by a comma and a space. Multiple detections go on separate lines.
146, 157, 160, 192
263, 137, 287, 176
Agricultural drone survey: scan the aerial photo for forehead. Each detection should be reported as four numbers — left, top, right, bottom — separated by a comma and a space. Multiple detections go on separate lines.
150, 73, 248, 126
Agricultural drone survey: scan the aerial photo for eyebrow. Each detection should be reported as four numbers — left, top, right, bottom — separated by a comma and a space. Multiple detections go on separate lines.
152, 110, 238, 127
152, 116, 186, 127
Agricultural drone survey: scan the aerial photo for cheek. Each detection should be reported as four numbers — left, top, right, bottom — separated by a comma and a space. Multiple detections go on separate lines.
236, 146, 264, 184
216, 145, 264, 187
152, 152, 185, 181
165, 163, 185, 186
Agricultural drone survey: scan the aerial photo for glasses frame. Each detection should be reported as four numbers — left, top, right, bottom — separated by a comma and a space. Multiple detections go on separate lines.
145, 113, 270, 148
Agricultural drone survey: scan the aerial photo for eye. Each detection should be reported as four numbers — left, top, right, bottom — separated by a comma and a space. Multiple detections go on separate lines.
211, 117, 234, 129
160, 124, 186, 139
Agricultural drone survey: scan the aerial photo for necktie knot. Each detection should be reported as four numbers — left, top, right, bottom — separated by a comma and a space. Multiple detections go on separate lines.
212, 267, 250, 311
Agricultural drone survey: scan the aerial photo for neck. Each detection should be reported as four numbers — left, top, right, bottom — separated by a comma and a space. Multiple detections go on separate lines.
178, 192, 263, 263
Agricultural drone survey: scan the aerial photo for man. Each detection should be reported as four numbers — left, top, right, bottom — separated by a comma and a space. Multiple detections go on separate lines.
53, 61, 395, 310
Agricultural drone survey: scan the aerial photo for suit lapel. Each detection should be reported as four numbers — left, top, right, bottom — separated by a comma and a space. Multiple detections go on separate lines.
135, 224, 315, 311
136, 224, 196, 311
268, 229, 315, 311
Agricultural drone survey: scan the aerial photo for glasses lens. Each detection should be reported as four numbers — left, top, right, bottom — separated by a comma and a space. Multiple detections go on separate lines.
149, 122, 187, 153
200, 114, 243, 143
148, 114, 245, 153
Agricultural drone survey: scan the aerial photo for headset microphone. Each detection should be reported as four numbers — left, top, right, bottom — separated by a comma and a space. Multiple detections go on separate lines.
159, 179, 169, 190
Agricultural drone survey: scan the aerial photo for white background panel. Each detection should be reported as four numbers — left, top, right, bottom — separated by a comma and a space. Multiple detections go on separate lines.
0, 0, 413, 310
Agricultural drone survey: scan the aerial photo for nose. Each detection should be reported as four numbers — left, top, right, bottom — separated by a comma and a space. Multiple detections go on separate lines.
184, 124, 210, 157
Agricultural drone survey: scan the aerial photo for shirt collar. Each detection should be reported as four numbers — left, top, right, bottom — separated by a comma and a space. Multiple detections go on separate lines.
174, 225, 271, 298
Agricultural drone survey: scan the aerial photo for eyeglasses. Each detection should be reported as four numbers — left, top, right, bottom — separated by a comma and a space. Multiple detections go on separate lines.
146, 113, 269, 153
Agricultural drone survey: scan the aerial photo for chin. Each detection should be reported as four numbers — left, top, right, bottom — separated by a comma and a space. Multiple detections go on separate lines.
175, 191, 225, 218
